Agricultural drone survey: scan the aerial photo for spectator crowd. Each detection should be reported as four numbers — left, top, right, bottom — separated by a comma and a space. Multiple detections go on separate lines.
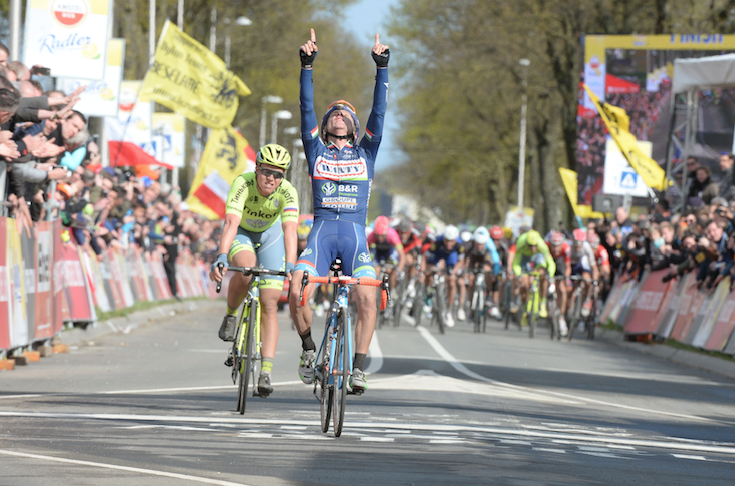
0, 42, 221, 299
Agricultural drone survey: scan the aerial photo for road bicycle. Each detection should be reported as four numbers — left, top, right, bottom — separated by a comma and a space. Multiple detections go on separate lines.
546, 275, 566, 340
376, 262, 397, 329
216, 265, 287, 414
567, 275, 598, 341
421, 270, 448, 334
298, 259, 390, 437
468, 267, 488, 333
521, 270, 544, 339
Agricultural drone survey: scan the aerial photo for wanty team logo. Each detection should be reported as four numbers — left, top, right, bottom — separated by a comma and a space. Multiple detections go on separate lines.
321, 182, 337, 196
51, 0, 88, 28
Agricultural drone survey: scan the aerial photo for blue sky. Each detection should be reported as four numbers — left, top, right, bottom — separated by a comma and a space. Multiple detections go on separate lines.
344, 0, 402, 171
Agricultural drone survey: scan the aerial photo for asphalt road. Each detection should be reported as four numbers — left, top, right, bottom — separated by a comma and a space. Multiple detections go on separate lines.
1, 303, 734, 486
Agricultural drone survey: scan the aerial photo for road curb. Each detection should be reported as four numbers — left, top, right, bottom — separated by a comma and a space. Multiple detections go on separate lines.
595, 327, 735, 381
57, 299, 222, 347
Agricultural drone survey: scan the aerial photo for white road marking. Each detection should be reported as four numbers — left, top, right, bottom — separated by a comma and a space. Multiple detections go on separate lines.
361, 437, 394, 442
364, 330, 383, 375
430, 439, 465, 444
0, 448, 250, 486
3, 411, 735, 455
533, 448, 566, 453
415, 326, 735, 426
672, 454, 707, 461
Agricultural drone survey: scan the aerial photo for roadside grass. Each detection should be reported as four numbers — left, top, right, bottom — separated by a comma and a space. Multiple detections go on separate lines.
94, 296, 211, 322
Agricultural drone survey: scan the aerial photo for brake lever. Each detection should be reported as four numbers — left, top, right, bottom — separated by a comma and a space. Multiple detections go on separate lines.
216, 263, 224, 294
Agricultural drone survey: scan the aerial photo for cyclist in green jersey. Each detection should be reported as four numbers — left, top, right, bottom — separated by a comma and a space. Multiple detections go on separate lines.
511, 230, 556, 318
210, 144, 300, 397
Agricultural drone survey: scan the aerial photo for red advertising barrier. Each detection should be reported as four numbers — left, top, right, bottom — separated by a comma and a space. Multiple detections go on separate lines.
59, 242, 93, 323
33, 222, 55, 340
623, 270, 670, 335
53, 220, 71, 329
669, 273, 705, 342
0, 218, 10, 351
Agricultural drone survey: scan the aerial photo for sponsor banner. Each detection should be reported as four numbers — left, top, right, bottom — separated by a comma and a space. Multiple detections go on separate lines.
655, 275, 687, 339
23, 0, 112, 80
723, 318, 735, 356
598, 274, 624, 323
669, 275, 706, 342
21, 229, 37, 342
59, 38, 125, 117
615, 276, 641, 327
100, 253, 123, 310
53, 221, 71, 329
705, 282, 735, 351
77, 247, 98, 322
152, 113, 186, 168
0, 218, 9, 351
7, 219, 28, 348
692, 278, 731, 348
111, 249, 135, 308
140, 20, 251, 129
59, 241, 93, 322
623, 270, 670, 335
35, 222, 55, 341
86, 247, 112, 312
187, 126, 256, 219
684, 289, 716, 345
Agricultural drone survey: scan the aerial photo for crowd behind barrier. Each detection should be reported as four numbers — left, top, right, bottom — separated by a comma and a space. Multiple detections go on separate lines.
0, 216, 220, 357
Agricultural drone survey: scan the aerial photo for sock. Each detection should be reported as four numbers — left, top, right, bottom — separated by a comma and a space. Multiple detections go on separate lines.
226, 305, 238, 316
353, 353, 367, 371
299, 330, 316, 351
540, 297, 547, 305
261, 358, 273, 374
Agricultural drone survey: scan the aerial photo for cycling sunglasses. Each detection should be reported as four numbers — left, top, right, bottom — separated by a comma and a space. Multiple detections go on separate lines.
258, 167, 284, 179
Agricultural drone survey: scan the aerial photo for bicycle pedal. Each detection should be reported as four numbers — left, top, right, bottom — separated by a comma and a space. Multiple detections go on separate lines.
224, 357, 233, 367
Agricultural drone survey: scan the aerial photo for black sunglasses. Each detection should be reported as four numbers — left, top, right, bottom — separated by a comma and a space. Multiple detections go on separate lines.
258, 167, 284, 179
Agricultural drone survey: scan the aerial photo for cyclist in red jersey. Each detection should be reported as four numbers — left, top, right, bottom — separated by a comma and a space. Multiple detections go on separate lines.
368, 215, 406, 292
396, 217, 424, 279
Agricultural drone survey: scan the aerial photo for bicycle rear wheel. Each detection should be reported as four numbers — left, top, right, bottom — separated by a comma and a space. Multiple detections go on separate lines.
472, 288, 482, 333
239, 304, 256, 414
332, 310, 349, 437
529, 292, 537, 339
319, 324, 333, 433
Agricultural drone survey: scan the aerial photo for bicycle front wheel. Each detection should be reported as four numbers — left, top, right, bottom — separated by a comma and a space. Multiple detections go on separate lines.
240, 303, 257, 414
319, 327, 333, 433
332, 310, 349, 437
435, 282, 446, 335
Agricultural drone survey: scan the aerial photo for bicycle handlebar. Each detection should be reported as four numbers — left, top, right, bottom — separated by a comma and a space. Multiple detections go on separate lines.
570, 275, 598, 285
215, 264, 288, 294
299, 273, 391, 311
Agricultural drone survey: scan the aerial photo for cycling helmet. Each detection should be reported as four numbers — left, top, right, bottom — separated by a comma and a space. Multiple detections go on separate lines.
549, 231, 565, 247
460, 230, 473, 244
398, 218, 413, 233
473, 227, 490, 245
526, 230, 541, 246
502, 226, 513, 240
374, 215, 390, 236
489, 225, 504, 240
257, 143, 291, 170
572, 228, 587, 244
444, 225, 460, 241
321, 100, 360, 143
587, 232, 600, 248
519, 225, 531, 235
297, 223, 311, 241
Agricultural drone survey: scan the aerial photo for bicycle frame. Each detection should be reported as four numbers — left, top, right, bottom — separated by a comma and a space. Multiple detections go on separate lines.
315, 282, 353, 398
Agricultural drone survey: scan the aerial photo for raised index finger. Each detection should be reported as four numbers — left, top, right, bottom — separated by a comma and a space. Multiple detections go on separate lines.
311, 28, 317, 43
375, 33, 380, 46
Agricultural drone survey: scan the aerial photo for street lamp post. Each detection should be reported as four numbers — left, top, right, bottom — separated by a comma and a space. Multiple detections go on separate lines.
517, 58, 530, 210
224, 16, 252, 68
271, 110, 293, 144
260, 96, 283, 148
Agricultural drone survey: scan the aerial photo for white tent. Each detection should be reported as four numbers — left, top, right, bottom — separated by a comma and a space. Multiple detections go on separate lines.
672, 53, 735, 93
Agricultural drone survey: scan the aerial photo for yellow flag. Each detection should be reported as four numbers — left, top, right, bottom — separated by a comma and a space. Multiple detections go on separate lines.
558, 168, 604, 219
186, 126, 257, 219
140, 20, 251, 129
583, 84, 666, 190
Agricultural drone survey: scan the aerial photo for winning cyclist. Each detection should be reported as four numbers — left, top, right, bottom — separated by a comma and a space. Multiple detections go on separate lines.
289, 28, 390, 394
511, 229, 556, 318
210, 144, 299, 397
368, 215, 406, 297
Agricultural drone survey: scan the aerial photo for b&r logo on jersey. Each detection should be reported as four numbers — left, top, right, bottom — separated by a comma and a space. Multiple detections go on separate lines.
358, 252, 371, 263
322, 182, 337, 196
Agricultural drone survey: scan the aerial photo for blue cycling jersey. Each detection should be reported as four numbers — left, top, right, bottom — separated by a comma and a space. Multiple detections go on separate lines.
299, 67, 389, 225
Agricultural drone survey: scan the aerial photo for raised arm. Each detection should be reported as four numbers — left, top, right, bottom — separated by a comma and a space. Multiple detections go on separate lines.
299, 29, 319, 147
363, 34, 390, 148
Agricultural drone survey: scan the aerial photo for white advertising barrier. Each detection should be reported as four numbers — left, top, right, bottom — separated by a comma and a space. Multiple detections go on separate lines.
602, 137, 653, 197
23, 0, 112, 80
152, 113, 186, 168
59, 38, 125, 118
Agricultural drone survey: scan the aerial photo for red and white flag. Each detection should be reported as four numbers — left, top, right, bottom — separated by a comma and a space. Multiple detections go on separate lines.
192, 170, 231, 218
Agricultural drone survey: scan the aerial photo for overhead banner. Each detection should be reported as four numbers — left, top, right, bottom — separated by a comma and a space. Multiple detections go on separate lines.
23, 0, 112, 80
59, 38, 125, 118
152, 113, 186, 168
187, 126, 257, 219
140, 20, 251, 129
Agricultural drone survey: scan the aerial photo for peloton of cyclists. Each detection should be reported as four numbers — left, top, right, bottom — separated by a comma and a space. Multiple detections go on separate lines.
424, 224, 465, 327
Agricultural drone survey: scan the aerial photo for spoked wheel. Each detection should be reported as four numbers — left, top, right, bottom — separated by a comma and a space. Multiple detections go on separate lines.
548, 301, 559, 340
332, 310, 349, 437
239, 306, 256, 414
412, 283, 424, 328
472, 289, 482, 333
319, 330, 333, 433
393, 278, 407, 327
